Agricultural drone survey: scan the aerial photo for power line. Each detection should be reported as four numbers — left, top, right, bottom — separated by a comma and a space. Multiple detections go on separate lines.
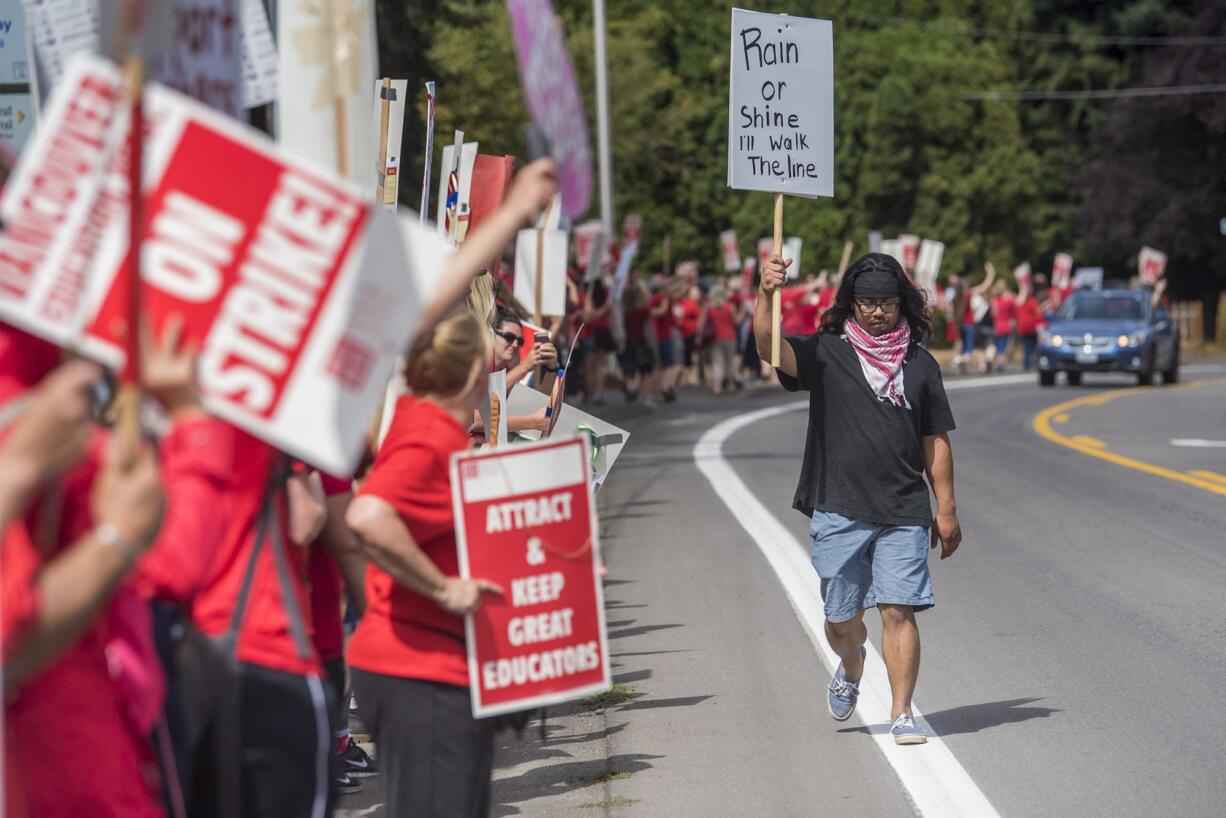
958, 83, 1226, 101
843, 12, 1226, 47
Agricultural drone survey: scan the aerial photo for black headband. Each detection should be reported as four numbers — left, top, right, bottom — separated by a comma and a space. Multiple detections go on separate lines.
852, 269, 901, 298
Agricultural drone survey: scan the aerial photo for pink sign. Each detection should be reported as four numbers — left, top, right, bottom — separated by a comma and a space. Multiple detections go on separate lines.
506, 0, 593, 219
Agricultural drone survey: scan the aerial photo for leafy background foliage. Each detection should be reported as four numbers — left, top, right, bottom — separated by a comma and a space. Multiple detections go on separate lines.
377, 0, 1224, 334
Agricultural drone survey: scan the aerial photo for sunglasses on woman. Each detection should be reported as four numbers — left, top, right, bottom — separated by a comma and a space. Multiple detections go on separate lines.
494, 330, 525, 348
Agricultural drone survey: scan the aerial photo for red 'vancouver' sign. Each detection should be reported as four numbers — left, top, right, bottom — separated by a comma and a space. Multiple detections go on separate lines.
0, 56, 415, 476
451, 437, 610, 718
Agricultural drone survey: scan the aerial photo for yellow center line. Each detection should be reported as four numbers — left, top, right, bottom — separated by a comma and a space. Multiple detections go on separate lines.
1189, 470, 1226, 486
1070, 435, 1106, 449
1032, 379, 1226, 498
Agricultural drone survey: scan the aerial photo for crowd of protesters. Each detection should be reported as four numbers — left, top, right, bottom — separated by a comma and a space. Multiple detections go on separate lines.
0, 159, 557, 818
1, 123, 1180, 817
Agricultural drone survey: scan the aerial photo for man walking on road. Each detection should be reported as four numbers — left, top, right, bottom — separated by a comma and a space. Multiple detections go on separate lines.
754, 252, 962, 745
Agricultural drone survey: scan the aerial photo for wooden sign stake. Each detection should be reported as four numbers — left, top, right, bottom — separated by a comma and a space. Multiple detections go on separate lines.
374, 77, 392, 202
533, 197, 555, 326
837, 240, 853, 280
771, 192, 783, 368
114, 53, 146, 454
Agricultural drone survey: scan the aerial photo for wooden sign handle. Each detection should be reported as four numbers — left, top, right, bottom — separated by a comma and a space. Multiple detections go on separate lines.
770, 193, 783, 368
375, 77, 391, 202
837, 240, 853, 280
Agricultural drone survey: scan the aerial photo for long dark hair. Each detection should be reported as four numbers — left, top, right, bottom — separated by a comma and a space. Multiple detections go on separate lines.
819, 253, 931, 347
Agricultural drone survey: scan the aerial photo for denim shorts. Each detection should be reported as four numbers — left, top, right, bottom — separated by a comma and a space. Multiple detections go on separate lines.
657, 338, 678, 368
808, 510, 934, 623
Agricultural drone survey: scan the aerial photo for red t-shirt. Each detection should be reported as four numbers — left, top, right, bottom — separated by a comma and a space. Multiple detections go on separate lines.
815, 287, 836, 323
1016, 297, 1041, 336
650, 292, 675, 340
992, 296, 1015, 335
707, 303, 738, 341
586, 283, 611, 330
625, 305, 649, 343
306, 471, 353, 663
2, 519, 41, 818
678, 298, 701, 339
4, 431, 163, 818
138, 426, 322, 677
347, 396, 471, 687
780, 287, 812, 335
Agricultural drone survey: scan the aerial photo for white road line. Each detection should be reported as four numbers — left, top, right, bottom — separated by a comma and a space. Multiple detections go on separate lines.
693, 376, 1012, 818
1170, 439, 1226, 448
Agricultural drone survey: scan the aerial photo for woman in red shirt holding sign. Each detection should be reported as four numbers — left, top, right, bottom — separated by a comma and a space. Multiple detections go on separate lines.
345, 311, 504, 817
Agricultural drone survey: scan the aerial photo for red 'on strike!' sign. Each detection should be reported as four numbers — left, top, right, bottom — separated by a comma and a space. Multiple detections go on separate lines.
451, 437, 610, 718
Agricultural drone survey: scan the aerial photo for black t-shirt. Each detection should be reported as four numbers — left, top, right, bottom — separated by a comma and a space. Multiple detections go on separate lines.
777, 332, 956, 526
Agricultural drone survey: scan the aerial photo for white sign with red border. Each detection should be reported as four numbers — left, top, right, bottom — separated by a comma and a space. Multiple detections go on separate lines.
452, 437, 610, 718
0, 55, 421, 476
1052, 252, 1073, 290
719, 229, 740, 272
1138, 246, 1167, 285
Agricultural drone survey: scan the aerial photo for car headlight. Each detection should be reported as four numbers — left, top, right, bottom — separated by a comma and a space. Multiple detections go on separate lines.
1124, 330, 1146, 348
1050, 333, 1064, 347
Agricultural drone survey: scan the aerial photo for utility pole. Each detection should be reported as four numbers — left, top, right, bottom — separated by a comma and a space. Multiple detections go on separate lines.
592, 0, 614, 237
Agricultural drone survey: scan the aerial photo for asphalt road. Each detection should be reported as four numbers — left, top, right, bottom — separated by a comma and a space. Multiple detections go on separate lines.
344, 362, 1226, 817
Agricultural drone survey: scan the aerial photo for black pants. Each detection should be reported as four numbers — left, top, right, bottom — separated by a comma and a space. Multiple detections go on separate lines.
352, 669, 495, 818
192, 662, 332, 818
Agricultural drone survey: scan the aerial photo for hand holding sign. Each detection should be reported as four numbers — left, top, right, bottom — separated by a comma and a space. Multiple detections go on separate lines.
435, 577, 504, 616
728, 8, 833, 367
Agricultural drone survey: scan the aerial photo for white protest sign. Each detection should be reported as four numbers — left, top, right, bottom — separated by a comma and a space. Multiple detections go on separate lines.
610, 238, 637, 303
1051, 252, 1073, 290
867, 230, 882, 253
239, 0, 277, 108
452, 437, 610, 717
506, 386, 630, 489
1073, 267, 1104, 290
880, 239, 901, 266
916, 239, 944, 291
372, 78, 408, 211
20, 0, 99, 96
783, 236, 802, 280
898, 233, 920, 273
719, 229, 740, 272
0, 55, 422, 476
21, 0, 277, 112
572, 220, 602, 271
396, 211, 457, 305
1138, 246, 1167, 285
1013, 262, 1032, 289
757, 236, 773, 269
514, 229, 568, 317
727, 8, 833, 198
145, 0, 243, 115
277, 0, 376, 183
436, 139, 478, 240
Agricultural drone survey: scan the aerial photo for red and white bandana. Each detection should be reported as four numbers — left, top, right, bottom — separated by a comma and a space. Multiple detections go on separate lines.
842, 317, 911, 409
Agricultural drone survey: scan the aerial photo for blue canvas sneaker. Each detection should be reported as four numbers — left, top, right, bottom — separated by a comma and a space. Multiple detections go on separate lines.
827, 646, 866, 721
890, 713, 928, 745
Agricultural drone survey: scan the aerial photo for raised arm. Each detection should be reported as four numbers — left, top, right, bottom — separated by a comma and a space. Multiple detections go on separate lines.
753, 255, 798, 378
418, 159, 558, 333
972, 261, 997, 295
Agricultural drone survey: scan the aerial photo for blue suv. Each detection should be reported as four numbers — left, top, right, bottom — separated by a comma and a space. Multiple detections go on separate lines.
1036, 289, 1179, 387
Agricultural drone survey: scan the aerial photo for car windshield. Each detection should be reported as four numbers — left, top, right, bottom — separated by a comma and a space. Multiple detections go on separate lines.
1057, 294, 1145, 321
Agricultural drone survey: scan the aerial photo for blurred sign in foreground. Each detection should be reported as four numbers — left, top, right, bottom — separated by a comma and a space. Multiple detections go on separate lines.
0, 55, 424, 476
